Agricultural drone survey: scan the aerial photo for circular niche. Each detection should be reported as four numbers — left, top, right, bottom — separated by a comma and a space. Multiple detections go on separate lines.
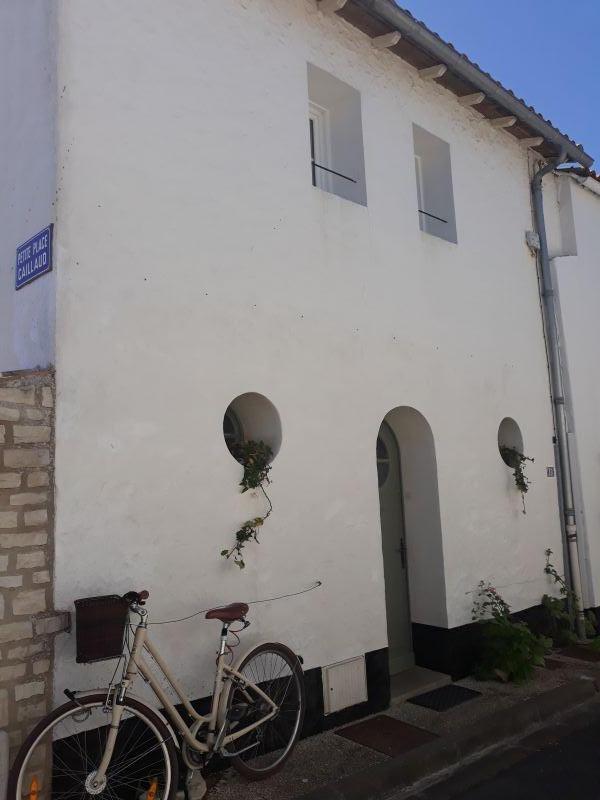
497, 417, 524, 466
222, 392, 282, 462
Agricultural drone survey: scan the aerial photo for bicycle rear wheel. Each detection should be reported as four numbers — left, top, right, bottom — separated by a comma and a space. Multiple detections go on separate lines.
224, 642, 305, 780
8, 692, 178, 800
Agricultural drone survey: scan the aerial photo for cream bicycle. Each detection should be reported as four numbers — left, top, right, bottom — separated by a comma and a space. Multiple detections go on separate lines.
9, 590, 306, 800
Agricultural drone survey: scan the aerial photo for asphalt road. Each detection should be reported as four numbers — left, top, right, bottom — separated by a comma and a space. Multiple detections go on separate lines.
405, 700, 600, 800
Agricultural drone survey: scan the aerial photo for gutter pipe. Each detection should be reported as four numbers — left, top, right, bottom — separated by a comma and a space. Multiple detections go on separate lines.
532, 153, 586, 638
351, 0, 594, 169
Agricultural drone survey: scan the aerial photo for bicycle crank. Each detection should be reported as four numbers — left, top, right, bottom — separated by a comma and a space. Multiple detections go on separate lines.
182, 720, 207, 771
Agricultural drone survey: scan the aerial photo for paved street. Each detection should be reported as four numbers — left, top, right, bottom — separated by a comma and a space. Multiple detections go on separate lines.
405, 702, 600, 800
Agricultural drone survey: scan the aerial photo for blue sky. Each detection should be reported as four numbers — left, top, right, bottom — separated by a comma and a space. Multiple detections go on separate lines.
396, 0, 599, 166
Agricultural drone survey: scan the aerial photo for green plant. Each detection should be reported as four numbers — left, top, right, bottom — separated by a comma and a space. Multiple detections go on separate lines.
543, 549, 597, 642
221, 440, 273, 569
471, 581, 511, 622
472, 581, 551, 683
587, 636, 600, 652
585, 609, 598, 639
500, 446, 534, 514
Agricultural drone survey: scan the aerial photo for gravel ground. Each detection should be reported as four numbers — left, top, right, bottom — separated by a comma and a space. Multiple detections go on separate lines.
206, 656, 594, 800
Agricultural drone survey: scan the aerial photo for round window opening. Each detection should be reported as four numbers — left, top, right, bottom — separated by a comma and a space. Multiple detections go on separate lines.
497, 417, 524, 467
222, 392, 282, 463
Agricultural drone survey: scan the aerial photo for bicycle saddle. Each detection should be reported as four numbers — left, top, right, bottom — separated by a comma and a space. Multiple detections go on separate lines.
205, 602, 249, 622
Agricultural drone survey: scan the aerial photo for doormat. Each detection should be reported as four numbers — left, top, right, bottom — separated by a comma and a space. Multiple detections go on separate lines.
336, 715, 437, 757
543, 657, 567, 670
560, 644, 600, 662
408, 684, 481, 712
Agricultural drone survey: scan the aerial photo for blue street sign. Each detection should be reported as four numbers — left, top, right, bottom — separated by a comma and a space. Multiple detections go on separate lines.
15, 225, 53, 290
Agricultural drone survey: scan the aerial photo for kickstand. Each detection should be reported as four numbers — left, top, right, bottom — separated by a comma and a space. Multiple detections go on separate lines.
185, 769, 207, 800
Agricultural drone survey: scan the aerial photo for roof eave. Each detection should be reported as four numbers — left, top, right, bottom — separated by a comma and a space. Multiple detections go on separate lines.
337, 0, 594, 169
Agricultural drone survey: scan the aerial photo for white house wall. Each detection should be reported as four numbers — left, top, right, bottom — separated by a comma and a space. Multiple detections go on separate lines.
0, 1, 57, 372
52, 0, 563, 702
549, 176, 600, 607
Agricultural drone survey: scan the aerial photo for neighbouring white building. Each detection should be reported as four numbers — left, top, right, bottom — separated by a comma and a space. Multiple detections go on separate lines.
1, 0, 599, 749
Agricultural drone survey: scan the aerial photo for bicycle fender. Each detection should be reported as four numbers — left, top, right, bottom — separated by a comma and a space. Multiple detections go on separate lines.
216, 640, 298, 727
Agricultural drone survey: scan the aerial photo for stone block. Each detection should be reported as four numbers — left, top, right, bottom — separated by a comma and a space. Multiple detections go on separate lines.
0, 555, 8, 572
33, 612, 70, 636
41, 387, 53, 408
10, 492, 48, 507
32, 659, 50, 675
0, 387, 35, 405
27, 472, 49, 488
0, 576, 22, 589
0, 426, 4, 444
0, 511, 18, 529
0, 621, 33, 644
4, 449, 50, 468
24, 509, 48, 527
0, 405, 20, 421
13, 427, 51, 445
15, 681, 45, 702
0, 689, 8, 727
23, 409, 44, 421
17, 699, 47, 722
0, 663, 26, 682
0, 531, 47, 548
33, 571, 50, 584
13, 589, 47, 616
0, 473, 21, 489
16, 552, 45, 569
7, 642, 44, 660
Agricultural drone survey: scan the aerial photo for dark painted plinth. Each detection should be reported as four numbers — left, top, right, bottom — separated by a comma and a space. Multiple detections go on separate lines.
302, 648, 390, 737
412, 603, 556, 680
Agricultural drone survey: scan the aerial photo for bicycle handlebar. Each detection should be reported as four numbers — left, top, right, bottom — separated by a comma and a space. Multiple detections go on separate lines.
123, 590, 149, 606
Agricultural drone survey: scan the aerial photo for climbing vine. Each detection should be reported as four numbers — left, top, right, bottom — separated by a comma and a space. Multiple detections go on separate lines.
221, 441, 273, 569
543, 548, 597, 643
500, 445, 534, 514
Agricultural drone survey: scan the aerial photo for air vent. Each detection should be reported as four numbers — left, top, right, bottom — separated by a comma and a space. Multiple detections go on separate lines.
322, 656, 368, 714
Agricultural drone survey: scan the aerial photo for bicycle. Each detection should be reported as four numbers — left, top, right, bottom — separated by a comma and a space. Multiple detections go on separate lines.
8, 590, 306, 800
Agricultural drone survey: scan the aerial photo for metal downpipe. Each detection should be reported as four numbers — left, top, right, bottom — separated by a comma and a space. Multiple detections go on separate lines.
531, 154, 586, 638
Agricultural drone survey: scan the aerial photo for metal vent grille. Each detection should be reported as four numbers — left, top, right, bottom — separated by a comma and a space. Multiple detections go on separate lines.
322, 656, 368, 714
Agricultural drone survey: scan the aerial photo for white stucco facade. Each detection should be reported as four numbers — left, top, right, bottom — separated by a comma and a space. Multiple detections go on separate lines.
544, 174, 600, 609
42, 0, 572, 704
0, 1, 57, 372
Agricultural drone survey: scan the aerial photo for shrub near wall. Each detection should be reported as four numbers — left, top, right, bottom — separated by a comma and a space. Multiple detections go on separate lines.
0, 369, 67, 762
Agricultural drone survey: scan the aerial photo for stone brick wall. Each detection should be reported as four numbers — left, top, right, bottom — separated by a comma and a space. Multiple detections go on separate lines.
0, 369, 66, 762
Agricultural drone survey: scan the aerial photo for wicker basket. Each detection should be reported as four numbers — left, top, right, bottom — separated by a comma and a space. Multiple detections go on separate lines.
74, 595, 129, 663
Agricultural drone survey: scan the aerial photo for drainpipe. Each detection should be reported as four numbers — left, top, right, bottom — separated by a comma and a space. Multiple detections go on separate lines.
531, 152, 586, 639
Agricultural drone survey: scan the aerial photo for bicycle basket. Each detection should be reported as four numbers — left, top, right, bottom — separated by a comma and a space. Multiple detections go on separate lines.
74, 595, 129, 663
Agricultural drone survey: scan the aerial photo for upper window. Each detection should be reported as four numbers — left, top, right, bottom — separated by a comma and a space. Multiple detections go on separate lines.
307, 63, 367, 206
412, 124, 457, 243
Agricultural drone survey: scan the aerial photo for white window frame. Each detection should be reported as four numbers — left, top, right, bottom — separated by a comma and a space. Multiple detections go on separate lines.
309, 101, 332, 193
414, 154, 430, 234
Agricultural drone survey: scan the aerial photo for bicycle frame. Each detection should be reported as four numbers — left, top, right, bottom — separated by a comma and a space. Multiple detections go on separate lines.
94, 609, 278, 783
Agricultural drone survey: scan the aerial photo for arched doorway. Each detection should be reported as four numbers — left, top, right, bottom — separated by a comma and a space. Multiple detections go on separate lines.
376, 407, 446, 677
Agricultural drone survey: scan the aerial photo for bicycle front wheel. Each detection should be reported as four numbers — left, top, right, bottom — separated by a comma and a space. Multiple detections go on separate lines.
224, 642, 305, 780
8, 692, 179, 800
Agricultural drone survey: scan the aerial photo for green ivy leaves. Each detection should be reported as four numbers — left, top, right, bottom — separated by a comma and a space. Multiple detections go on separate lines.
500, 445, 534, 514
222, 441, 274, 569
